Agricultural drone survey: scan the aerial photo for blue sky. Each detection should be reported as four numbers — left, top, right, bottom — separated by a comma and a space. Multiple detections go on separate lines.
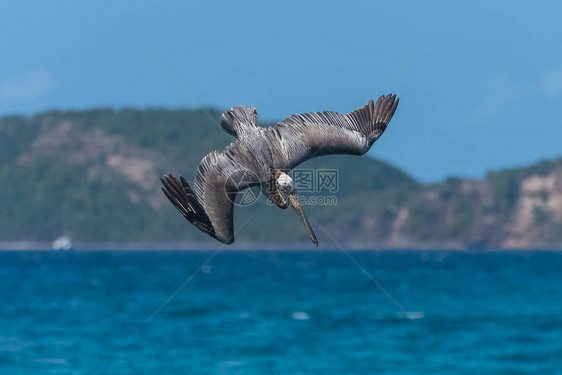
1, 1, 561, 182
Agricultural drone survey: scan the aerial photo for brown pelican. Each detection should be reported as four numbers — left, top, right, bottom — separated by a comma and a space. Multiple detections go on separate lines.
161, 94, 399, 246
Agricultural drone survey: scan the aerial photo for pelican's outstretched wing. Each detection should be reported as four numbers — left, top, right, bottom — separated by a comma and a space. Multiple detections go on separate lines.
161, 144, 260, 244
268, 94, 399, 169
161, 173, 218, 241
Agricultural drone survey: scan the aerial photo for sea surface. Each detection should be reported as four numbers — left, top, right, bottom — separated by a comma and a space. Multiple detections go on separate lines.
0, 250, 561, 374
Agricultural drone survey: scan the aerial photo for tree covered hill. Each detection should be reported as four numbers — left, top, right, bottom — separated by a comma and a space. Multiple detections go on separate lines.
1, 108, 561, 249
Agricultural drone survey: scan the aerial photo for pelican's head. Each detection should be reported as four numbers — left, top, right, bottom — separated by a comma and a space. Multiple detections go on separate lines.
275, 171, 293, 207
274, 169, 319, 246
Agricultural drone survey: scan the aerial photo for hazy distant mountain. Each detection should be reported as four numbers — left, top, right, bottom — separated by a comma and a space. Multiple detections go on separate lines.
1, 108, 561, 249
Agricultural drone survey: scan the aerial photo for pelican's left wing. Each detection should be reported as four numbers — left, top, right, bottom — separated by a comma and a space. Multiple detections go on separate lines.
267, 94, 399, 169
161, 143, 260, 244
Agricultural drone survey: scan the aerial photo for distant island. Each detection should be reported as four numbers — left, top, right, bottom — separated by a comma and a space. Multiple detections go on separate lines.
1, 108, 561, 250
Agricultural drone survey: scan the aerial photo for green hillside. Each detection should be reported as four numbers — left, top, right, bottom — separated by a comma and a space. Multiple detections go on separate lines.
1, 108, 561, 249
0, 108, 416, 244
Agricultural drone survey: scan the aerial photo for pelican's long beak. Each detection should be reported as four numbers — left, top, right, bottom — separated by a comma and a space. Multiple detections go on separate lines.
288, 194, 319, 246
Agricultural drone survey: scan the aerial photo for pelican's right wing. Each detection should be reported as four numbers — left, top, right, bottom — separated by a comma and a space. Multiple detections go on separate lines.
268, 94, 399, 169
161, 143, 260, 244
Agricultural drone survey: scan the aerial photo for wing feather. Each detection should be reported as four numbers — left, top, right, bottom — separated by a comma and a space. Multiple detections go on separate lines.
267, 94, 399, 169
193, 145, 260, 243
161, 173, 219, 241
162, 142, 261, 244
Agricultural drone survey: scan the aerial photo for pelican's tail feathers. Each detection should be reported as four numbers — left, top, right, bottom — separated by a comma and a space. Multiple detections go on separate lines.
220, 106, 258, 138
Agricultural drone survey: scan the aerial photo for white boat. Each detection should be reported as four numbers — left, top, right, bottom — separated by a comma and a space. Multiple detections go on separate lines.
52, 235, 72, 251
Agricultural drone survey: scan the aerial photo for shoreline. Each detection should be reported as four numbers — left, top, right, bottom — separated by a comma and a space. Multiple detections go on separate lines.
0, 241, 560, 251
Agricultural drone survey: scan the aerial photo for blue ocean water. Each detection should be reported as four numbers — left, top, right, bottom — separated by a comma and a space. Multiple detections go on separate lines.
1, 250, 561, 374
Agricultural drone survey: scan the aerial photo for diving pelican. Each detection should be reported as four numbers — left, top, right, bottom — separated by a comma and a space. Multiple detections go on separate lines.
161, 94, 399, 246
